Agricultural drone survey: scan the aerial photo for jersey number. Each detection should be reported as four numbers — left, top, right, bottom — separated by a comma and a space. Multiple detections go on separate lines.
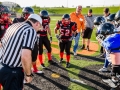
60, 29, 70, 36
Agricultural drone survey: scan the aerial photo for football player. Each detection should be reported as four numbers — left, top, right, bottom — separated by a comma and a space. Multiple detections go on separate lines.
54, 14, 77, 68
38, 10, 54, 68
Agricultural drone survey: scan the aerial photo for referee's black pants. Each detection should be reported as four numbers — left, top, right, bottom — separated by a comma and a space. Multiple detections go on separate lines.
0, 63, 24, 90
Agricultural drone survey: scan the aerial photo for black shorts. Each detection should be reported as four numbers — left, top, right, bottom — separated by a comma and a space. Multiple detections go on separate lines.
83, 27, 93, 39
59, 41, 72, 55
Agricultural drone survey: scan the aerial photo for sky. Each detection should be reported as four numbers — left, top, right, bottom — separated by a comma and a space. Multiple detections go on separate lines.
0, 0, 120, 7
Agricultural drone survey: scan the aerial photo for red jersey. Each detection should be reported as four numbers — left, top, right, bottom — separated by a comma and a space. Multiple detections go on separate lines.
55, 20, 77, 40
39, 17, 50, 36
0, 18, 12, 38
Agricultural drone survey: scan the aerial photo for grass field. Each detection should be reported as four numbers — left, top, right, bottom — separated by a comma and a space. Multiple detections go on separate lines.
9, 15, 105, 90
17, 6, 120, 15
44, 16, 103, 90
7, 6, 119, 90
41, 6, 120, 15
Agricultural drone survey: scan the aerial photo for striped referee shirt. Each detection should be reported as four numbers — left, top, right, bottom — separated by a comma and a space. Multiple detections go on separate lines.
0, 21, 37, 67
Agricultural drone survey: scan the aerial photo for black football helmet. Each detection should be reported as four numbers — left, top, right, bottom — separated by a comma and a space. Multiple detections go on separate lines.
22, 7, 34, 19
62, 14, 70, 19
98, 23, 115, 35
0, 4, 9, 14
40, 10, 49, 19
94, 16, 106, 25
115, 10, 120, 21
62, 14, 70, 25
22, 7, 34, 14
96, 23, 115, 41
107, 13, 116, 21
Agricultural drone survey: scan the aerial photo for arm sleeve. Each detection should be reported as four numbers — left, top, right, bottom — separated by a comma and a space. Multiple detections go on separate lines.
22, 29, 37, 50
102, 34, 120, 51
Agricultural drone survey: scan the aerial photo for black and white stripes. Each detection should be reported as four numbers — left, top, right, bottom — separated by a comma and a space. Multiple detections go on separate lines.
0, 22, 37, 67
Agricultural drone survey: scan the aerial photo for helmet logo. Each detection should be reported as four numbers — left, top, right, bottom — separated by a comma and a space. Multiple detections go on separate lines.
0, 7, 4, 11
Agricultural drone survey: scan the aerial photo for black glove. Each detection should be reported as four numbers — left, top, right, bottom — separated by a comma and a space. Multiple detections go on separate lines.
50, 36, 52, 43
55, 34, 60, 40
69, 36, 74, 41
75, 33, 78, 37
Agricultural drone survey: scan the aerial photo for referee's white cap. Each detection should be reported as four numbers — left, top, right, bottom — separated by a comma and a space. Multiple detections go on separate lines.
28, 14, 42, 24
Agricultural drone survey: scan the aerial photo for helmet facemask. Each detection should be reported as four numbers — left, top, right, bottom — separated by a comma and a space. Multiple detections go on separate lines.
0, 12, 10, 23
62, 18, 70, 26
96, 34, 105, 44
23, 12, 30, 20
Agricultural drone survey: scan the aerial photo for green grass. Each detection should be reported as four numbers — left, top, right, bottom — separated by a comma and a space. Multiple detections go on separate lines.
46, 6, 119, 15
17, 6, 120, 15
44, 16, 103, 90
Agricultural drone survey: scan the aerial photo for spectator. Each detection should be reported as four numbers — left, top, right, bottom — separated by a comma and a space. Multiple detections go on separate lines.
103, 7, 111, 22
0, 14, 42, 90
81, 9, 95, 51
70, 5, 85, 55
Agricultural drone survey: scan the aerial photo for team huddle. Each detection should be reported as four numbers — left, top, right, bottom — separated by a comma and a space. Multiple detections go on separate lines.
0, 4, 120, 90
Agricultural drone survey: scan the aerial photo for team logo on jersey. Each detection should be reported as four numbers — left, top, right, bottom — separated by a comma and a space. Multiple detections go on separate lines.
79, 18, 83, 21
0, 7, 4, 12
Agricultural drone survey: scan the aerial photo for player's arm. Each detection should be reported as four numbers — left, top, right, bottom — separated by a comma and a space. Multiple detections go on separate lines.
47, 25, 52, 43
54, 21, 60, 40
48, 25, 51, 36
71, 22, 77, 37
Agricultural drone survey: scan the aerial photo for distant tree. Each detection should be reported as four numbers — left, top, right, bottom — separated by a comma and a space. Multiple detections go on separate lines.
86, 6, 90, 8
62, 5, 64, 8
12, 4, 21, 13
16, 4, 21, 8
0, 2, 2, 4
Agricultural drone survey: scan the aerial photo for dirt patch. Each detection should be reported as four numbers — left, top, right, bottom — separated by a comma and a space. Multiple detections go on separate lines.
52, 41, 99, 56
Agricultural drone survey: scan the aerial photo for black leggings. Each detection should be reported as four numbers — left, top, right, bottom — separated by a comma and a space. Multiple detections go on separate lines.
59, 41, 72, 55
32, 41, 38, 62
39, 36, 51, 54
111, 65, 120, 76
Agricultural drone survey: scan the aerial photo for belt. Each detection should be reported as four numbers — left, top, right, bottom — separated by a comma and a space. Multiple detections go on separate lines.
1, 63, 22, 69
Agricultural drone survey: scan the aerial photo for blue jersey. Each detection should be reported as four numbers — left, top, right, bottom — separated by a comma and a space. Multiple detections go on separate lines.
102, 33, 120, 53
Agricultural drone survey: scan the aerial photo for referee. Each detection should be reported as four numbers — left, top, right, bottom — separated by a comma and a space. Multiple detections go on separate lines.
0, 14, 42, 90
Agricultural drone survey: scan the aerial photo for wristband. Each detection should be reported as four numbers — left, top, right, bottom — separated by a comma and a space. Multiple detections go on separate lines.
26, 73, 34, 77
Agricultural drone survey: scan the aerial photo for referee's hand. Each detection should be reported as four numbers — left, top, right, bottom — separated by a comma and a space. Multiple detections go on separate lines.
24, 76, 33, 83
